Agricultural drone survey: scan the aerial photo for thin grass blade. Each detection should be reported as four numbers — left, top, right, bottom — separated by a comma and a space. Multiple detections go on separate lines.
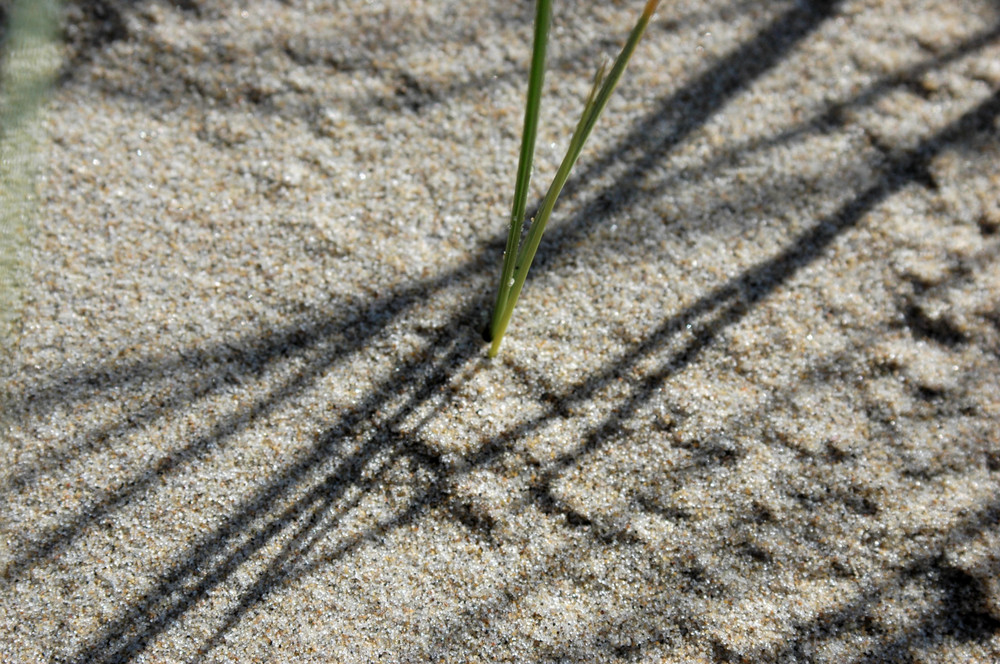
489, 0, 662, 357
488, 0, 551, 343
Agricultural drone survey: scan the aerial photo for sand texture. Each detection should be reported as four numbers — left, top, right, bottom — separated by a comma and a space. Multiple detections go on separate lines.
2, 0, 1000, 661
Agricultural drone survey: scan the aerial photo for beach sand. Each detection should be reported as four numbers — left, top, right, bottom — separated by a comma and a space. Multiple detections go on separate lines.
2, 0, 999, 661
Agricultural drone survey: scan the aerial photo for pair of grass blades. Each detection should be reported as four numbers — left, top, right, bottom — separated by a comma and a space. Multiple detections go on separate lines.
486, 0, 661, 357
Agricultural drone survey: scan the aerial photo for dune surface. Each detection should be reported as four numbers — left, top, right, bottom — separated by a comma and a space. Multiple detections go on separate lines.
2, 1, 999, 661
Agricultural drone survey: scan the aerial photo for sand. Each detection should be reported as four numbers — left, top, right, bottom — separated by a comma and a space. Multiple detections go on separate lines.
2, 0, 999, 661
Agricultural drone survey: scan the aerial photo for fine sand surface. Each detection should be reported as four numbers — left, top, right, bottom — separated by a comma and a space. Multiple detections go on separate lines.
3, 1, 1000, 661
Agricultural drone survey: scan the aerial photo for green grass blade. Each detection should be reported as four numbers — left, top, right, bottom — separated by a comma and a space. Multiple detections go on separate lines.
488, 0, 552, 343
489, 0, 661, 358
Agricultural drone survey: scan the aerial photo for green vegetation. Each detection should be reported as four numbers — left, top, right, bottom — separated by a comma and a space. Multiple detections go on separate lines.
0, 0, 60, 342
487, 0, 662, 358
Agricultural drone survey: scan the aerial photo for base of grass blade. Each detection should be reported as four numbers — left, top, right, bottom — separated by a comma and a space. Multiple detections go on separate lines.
487, 0, 661, 357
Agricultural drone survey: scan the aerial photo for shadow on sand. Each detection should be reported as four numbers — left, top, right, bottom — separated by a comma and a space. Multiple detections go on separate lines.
3, 1, 999, 661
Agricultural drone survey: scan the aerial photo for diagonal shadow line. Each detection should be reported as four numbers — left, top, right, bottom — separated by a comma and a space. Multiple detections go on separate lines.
521, 85, 1000, 511
423, 344, 867, 661
9, 4, 640, 485
2, 0, 846, 576
6, 233, 497, 412
15, 3, 555, 417
187, 338, 488, 662
410, 87, 1000, 661
13, 0, 831, 414
771, 22, 1000, 147
200, 86, 1000, 664
344, 0, 821, 128
12, 0, 839, 423
856, 560, 1000, 660
4, 29, 992, 640
592, 0, 842, 172
452, 84, 1000, 532
74, 448, 378, 664
469, 296, 1000, 661
66, 301, 486, 664
188, 482, 441, 664
27, 0, 975, 461
518, 0, 843, 267
609, 376, 1000, 662
0, 255, 493, 583
0, 247, 493, 496
15, 8, 994, 659
756, 496, 1000, 664
61, 65, 1000, 664
33, 0, 993, 431
635, 21, 1000, 224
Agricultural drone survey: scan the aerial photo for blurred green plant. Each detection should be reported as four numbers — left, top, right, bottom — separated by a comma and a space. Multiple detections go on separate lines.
1, 0, 60, 343
486, 0, 662, 358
